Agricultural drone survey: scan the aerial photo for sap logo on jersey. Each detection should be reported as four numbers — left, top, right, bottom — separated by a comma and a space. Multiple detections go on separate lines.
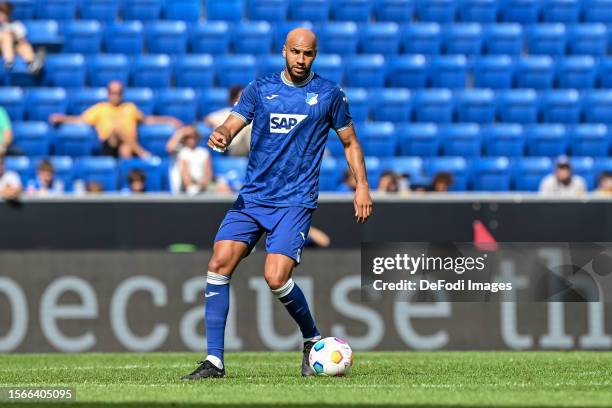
269, 113, 308, 134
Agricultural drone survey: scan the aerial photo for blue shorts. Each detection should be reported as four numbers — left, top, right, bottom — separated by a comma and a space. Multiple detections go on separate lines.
214, 195, 314, 264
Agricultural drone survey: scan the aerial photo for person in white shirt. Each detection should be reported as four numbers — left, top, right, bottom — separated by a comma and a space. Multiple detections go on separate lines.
0, 155, 22, 200
539, 156, 587, 196
166, 126, 213, 195
203, 86, 251, 157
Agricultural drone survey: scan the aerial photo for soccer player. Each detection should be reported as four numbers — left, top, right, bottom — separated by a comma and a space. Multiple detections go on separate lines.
182, 28, 372, 380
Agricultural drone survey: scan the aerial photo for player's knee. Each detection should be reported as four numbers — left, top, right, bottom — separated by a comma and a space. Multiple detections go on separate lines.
264, 269, 289, 290
208, 253, 234, 275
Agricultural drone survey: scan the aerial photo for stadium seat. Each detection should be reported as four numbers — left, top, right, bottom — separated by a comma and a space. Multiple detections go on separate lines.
567, 24, 608, 56
440, 123, 482, 157
516, 56, 554, 89
75, 157, 117, 191
146, 21, 187, 55
458, 0, 497, 23
416, 0, 456, 22
312, 54, 343, 84
155, 88, 197, 124
473, 55, 514, 89
429, 55, 467, 88
455, 89, 495, 123
4, 156, 33, 184
569, 124, 609, 157
319, 157, 343, 191
23, 20, 62, 47
374, 0, 414, 22
425, 157, 468, 191
69, 88, 107, 114
330, 0, 372, 22
583, 90, 612, 124
542, 0, 580, 23
583, 0, 612, 23
174, 54, 214, 89
189, 22, 231, 54
413, 89, 453, 123
273, 22, 315, 51
124, 87, 155, 115
513, 157, 553, 191
365, 156, 383, 188
471, 157, 512, 191
316, 22, 359, 55
482, 123, 525, 157
36, 0, 76, 20
370, 88, 411, 123
526, 24, 567, 56
556, 56, 597, 89
104, 21, 144, 55
501, 0, 539, 23
344, 88, 368, 122
344, 55, 386, 88
62, 21, 102, 54
599, 58, 612, 88
360, 23, 400, 55
248, 0, 287, 21
197, 88, 228, 117
130, 55, 171, 89
26, 87, 67, 121
36, 156, 75, 190
215, 55, 257, 87
163, 0, 200, 21
570, 156, 596, 189
0, 87, 25, 121
526, 124, 568, 157
386, 54, 427, 88
123, 0, 162, 21
497, 89, 538, 124
12, 121, 51, 156
12, 1, 36, 20
594, 157, 612, 182
119, 157, 164, 191
400, 23, 441, 55
442, 23, 483, 56
79, 0, 118, 21
212, 156, 248, 183
358, 122, 396, 157
289, 0, 329, 21
139, 124, 175, 157
540, 89, 581, 124
381, 156, 423, 181
206, 0, 244, 21
55, 125, 98, 157
233, 22, 273, 55
397, 123, 439, 156
87, 54, 129, 87
483, 23, 523, 55
43, 54, 86, 88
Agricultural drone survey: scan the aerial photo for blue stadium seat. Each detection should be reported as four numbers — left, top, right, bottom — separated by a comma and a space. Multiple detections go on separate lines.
163, 0, 200, 21
175, 54, 214, 88
197, 88, 228, 117
87, 54, 129, 87
156, 88, 197, 124
0, 87, 25, 121
458, 0, 497, 23
497, 89, 538, 123
397, 123, 439, 156
569, 124, 609, 157
12, 121, 50, 156
429, 55, 467, 88
146, 21, 187, 55
526, 24, 567, 56
43, 54, 86, 88
483, 23, 523, 55
570, 156, 596, 189
206, 0, 244, 22
455, 89, 495, 123
540, 89, 581, 124
212, 156, 248, 180
400, 23, 441, 55
583, 90, 612, 124
313, 54, 343, 84
526, 124, 568, 157
344, 55, 386, 88
316, 22, 359, 55
473, 55, 514, 89
319, 156, 343, 191
381, 156, 423, 181
36, 0, 76, 20
233, 22, 272, 55
119, 157, 164, 191
23, 20, 62, 47
131, 54, 171, 89
513, 157, 553, 191
69, 87, 107, 114
442, 23, 483, 55
273, 22, 314, 51
413, 89, 453, 123
482, 123, 525, 157
215, 55, 257, 87
370, 88, 411, 123
556, 56, 597, 89
123, 0, 162, 20
124, 87, 154, 115
416, 0, 456, 22
594, 157, 612, 182
257, 55, 284, 77
360, 23, 400, 55
26, 88, 67, 121
289, 0, 329, 21
440, 123, 481, 157
599, 58, 612, 88
12, 1, 35, 20
583, 0, 612, 23
344, 88, 368, 122
79, 0, 118, 21
139, 124, 175, 157
542, 0, 580, 23
189, 22, 230, 54
386, 54, 427, 88
425, 157, 468, 191
75, 157, 117, 191
4, 156, 33, 184
516, 56, 554, 89
358, 122, 396, 157
330, 0, 372, 21
55, 125, 97, 157
501, 0, 539, 23
568, 24, 608, 56
62, 21, 102, 54
36, 156, 75, 190
374, 0, 414, 22
365, 157, 382, 188
248, 0, 287, 21
471, 157, 512, 191
104, 21, 144, 55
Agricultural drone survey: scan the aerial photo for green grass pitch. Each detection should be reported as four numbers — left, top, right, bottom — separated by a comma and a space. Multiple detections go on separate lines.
1, 352, 612, 407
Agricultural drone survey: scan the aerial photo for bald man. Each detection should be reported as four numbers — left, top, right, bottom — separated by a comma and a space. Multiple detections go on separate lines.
182, 28, 372, 380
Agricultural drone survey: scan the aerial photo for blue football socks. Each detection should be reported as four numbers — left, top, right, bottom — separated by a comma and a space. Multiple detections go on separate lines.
272, 279, 321, 342
205, 271, 230, 369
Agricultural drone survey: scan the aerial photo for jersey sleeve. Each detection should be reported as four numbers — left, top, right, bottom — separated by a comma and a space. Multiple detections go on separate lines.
329, 86, 352, 132
230, 81, 258, 124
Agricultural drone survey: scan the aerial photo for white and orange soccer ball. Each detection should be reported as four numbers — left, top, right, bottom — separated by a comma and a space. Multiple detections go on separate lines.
308, 337, 353, 376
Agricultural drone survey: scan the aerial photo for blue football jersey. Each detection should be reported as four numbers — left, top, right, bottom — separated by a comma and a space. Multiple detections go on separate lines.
230, 70, 352, 208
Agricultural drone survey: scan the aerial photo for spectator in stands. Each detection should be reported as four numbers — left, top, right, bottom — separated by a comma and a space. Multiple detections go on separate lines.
0, 106, 13, 156
377, 171, 410, 194
429, 172, 453, 192
595, 172, 612, 196
166, 125, 213, 195
26, 159, 63, 195
0, 2, 43, 73
49, 80, 182, 159
86, 181, 103, 194
0, 155, 21, 200
338, 169, 357, 192
203, 86, 251, 156
126, 169, 146, 194
539, 156, 587, 196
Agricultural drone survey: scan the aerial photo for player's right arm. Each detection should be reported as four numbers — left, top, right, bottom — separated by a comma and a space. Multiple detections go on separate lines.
207, 114, 248, 152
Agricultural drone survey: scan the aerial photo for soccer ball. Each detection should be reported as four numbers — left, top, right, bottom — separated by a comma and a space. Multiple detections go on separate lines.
308, 337, 353, 376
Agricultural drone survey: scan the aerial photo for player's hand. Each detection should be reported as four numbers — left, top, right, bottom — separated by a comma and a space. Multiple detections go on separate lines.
208, 129, 230, 152
354, 185, 372, 224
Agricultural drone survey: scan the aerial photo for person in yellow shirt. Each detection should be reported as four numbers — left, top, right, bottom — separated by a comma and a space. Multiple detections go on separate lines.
50, 81, 182, 158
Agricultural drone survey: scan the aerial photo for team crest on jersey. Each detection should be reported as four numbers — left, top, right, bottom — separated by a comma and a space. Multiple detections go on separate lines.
269, 113, 308, 134
305, 93, 318, 106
